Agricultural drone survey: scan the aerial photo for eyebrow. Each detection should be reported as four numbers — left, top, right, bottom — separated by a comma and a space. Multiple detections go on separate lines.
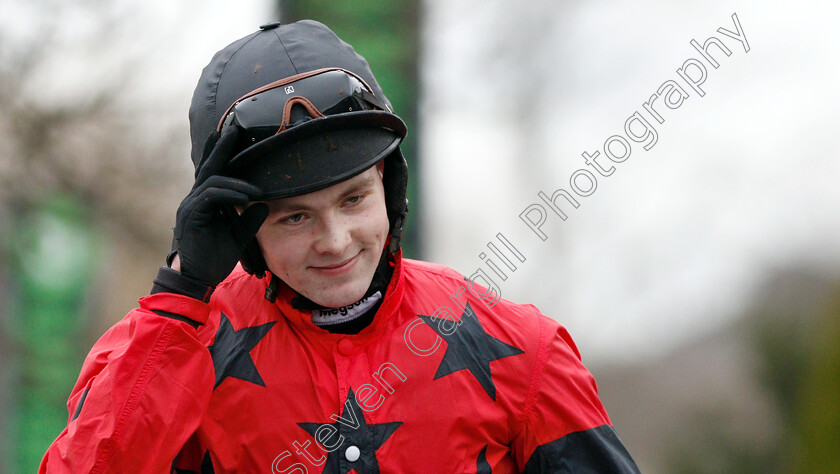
266, 173, 377, 213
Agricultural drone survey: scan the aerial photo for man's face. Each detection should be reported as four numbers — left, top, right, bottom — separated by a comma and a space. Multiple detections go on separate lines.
255, 165, 390, 308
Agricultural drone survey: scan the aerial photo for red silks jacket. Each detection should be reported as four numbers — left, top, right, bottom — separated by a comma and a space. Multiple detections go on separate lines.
41, 254, 638, 473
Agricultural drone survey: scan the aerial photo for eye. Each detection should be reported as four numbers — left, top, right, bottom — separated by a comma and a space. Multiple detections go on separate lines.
281, 213, 305, 224
345, 194, 363, 205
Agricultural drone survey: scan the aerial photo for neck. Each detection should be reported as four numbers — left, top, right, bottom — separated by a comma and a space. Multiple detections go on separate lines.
310, 291, 383, 327
289, 250, 394, 334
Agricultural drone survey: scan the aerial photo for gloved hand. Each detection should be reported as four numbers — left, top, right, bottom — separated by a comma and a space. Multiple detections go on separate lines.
169, 127, 269, 288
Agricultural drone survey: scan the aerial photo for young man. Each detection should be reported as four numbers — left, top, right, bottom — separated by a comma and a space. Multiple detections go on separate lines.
41, 20, 639, 473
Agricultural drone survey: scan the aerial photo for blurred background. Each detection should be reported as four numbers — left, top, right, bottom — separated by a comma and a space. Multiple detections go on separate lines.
1, 0, 838, 472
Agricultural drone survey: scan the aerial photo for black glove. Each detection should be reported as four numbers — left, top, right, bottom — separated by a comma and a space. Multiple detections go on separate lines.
169, 127, 269, 288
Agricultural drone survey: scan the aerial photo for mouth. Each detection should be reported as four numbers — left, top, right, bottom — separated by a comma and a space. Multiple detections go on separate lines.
310, 251, 361, 275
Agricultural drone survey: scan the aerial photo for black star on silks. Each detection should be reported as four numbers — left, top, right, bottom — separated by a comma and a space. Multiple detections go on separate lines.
297, 388, 402, 474
208, 313, 275, 389
476, 445, 492, 474
417, 302, 524, 401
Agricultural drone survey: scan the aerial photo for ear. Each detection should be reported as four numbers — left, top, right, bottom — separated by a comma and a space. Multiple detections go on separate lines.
376, 160, 385, 177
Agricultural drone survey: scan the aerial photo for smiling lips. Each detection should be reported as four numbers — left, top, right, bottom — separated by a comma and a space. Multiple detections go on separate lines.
310, 252, 361, 276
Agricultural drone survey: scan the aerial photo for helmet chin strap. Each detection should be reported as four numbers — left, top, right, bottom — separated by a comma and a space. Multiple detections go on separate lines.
264, 274, 279, 302
387, 199, 408, 255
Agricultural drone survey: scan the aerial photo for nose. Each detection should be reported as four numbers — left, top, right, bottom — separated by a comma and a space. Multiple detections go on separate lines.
312, 212, 351, 256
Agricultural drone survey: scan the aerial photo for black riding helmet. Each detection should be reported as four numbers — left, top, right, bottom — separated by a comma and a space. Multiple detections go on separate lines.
189, 20, 409, 278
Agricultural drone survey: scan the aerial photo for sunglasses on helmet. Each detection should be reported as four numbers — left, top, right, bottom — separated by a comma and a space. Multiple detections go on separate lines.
216, 67, 392, 147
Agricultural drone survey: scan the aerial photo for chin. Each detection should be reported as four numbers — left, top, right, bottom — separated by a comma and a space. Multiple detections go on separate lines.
310, 288, 367, 309
302, 274, 372, 308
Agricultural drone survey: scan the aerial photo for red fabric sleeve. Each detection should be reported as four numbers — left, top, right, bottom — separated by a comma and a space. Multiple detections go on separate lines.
511, 316, 614, 469
39, 294, 214, 473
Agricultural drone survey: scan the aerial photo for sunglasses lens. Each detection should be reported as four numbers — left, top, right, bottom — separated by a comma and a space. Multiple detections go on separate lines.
223, 70, 371, 142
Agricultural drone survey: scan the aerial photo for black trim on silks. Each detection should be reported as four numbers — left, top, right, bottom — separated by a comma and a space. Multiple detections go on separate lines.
200, 451, 215, 474
172, 451, 215, 474
476, 445, 492, 474
71, 388, 90, 421
153, 310, 202, 329
523, 425, 640, 474
151, 266, 214, 303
